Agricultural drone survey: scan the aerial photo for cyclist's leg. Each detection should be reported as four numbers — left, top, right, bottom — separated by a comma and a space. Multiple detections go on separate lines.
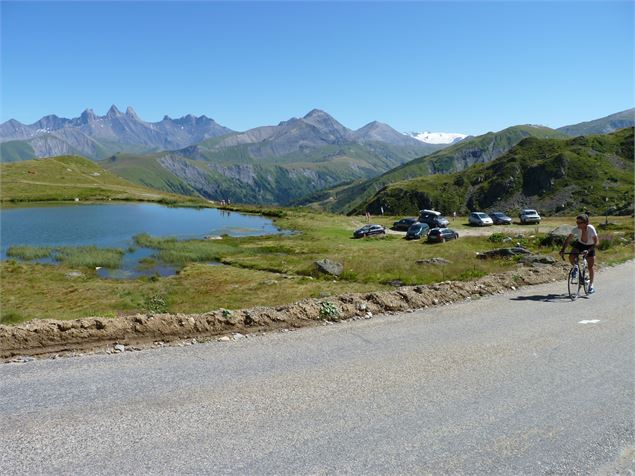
587, 255, 595, 286
568, 250, 577, 267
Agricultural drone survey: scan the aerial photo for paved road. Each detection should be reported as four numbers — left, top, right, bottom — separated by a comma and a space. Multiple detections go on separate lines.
1, 262, 633, 475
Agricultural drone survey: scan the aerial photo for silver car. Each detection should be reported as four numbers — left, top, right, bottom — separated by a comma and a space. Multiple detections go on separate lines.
468, 212, 493, 226
519, 209, 541, 224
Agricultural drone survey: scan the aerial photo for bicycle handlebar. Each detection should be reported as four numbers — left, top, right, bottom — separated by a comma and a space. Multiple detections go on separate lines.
560, 250, 589, 260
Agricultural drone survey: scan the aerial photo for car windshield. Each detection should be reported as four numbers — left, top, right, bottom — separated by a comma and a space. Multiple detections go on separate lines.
476, 213, 488, 218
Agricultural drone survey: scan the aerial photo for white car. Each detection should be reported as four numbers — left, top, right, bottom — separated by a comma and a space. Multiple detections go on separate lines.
468, 212, 494, 226
519, 209, 541, 224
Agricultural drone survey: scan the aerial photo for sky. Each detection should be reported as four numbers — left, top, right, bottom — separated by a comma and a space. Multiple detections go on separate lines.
1, 1, 633, 136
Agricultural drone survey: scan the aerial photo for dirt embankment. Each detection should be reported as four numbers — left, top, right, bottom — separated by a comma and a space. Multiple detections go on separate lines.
0, 262, 570, 361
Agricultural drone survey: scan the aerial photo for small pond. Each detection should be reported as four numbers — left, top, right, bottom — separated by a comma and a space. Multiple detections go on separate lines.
0, 203, 284, 278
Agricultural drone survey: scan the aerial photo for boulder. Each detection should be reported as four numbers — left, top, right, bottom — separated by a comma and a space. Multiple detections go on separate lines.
416, 258, 451, 265
314, 259, 343, 277
520, 255, 557, 265
477, 247, 531, 259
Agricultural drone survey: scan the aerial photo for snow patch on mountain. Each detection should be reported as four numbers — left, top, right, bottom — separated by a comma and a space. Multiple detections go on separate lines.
405, 131, 467, 145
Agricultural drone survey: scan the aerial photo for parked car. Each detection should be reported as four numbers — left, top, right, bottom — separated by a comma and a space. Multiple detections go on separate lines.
418, 209, 450, 228
427, 227, 459, 243
519, 209, 541, 224
468, 212, 494, 226
353, 224, 386, 238
392, 217, 419, 231
488, 211, 512, 225
405, 222, 430, 240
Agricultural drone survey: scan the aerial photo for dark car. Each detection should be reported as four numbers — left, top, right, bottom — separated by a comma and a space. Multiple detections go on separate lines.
427, 227, 459, 243
488, 211, 512, 225
353, 224, 386, 238
392, 217, 419, 231
405, 222, 430, 240
418, 209, 450, 228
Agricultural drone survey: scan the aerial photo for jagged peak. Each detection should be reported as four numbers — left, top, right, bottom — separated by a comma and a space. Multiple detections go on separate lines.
106, 105, 123, 117
80, 108, 97, 122
125, 106, 140, 119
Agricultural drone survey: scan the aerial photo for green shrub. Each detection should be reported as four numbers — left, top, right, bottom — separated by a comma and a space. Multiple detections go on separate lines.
319, 301, 340, 320
144, 294, 168, 313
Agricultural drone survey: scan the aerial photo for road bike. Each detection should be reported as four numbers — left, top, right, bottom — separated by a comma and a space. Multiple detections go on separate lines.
562, 251, 590, 300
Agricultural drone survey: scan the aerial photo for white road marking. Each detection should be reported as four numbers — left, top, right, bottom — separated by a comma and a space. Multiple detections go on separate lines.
578, 320, 601, 324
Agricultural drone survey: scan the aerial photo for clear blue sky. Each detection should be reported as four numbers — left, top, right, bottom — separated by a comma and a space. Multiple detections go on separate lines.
1, 1, 633, 135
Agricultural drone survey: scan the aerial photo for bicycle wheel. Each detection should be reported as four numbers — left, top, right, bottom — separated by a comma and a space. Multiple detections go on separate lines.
567, 267, 579, 300
581, 265, 590, 295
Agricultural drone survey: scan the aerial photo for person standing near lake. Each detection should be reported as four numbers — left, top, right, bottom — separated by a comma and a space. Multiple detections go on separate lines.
559, 214, 599, 293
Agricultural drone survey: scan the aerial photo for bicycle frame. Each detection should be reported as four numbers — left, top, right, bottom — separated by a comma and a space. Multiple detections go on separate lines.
563, 251, 590, 300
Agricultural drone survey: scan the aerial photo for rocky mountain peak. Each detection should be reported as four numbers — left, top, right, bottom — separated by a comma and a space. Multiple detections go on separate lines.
79, 108, 97, 123
125, 106, 140, 120
303, 109, 330, 120
106, 105, 123, 118
301, 109, 349, 136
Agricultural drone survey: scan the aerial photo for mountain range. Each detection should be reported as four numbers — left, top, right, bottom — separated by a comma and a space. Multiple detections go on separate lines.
1, 106, 633, 209
101, 109, 446, 205
0, 105, 233, 161
0, 106, 443, 163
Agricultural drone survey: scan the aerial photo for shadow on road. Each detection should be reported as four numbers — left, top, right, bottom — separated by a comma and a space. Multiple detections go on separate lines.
510, 293, 589, 303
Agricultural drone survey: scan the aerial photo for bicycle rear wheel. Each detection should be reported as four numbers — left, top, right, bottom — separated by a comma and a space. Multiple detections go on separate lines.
581, 265, 590, 295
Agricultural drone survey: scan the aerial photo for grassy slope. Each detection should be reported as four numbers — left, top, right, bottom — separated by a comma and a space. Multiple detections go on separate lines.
101, 153, 201, 197
299, 126, 569, 214
0, 140, 37, 162
0, 155, 200, 204
2, 209, 633, 324
355, 127, 634, 216
103, 144, 423, 205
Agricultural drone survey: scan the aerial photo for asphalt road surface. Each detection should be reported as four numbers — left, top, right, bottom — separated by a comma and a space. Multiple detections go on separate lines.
1, 262, 634, 475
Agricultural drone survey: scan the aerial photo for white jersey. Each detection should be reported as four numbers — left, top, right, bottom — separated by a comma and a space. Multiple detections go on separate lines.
571, 224, 598, 245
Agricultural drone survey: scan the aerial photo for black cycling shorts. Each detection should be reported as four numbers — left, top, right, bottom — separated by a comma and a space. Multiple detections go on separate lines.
572, 241, 596, 257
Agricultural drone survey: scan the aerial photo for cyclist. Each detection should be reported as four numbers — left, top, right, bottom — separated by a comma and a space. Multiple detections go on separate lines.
559, 214, 599, 293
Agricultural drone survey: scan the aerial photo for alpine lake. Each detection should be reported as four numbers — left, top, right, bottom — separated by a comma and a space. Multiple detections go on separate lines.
0, 203, 284, 279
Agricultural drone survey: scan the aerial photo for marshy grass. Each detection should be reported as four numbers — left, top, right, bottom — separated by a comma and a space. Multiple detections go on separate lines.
6, 245, 125, 268
55, 246, 125, 268
6, 246, 53, 260
134, 233, 237, 265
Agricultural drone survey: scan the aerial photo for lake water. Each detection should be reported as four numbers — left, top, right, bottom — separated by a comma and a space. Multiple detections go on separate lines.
0, 203, 283, 278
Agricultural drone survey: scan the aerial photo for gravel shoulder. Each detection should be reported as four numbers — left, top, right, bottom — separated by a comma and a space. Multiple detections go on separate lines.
0, 260, 572, 360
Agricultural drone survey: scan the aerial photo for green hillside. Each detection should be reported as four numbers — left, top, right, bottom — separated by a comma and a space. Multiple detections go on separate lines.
353, 127, 634, 217
557, 108, 634, 136
0, 140, 37, 162
102, 140, 436, 205
0, 155, 200, 204
298, 125, 568, 214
